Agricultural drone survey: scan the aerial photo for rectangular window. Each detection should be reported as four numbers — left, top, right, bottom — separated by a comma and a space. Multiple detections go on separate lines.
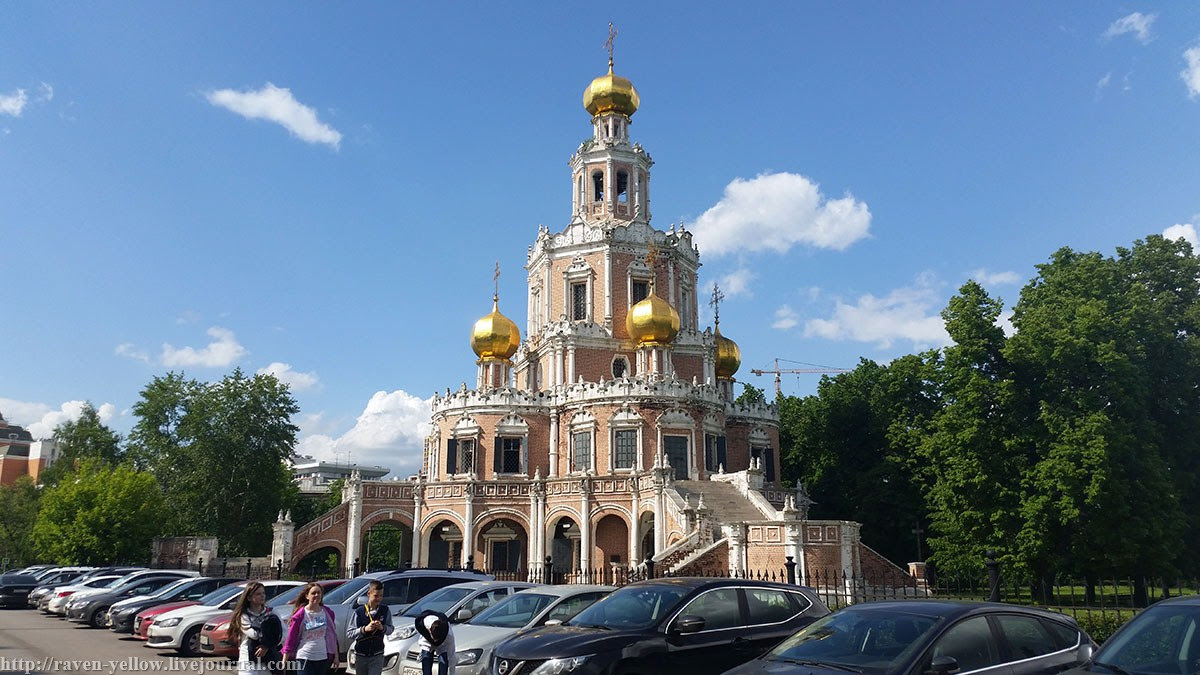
571, 283, 588, 321
631, 280, 649, 304
572, 432, 592, 472
496, 437, 523, 474
680, 289, 690, 328
704, 434, 718, 472
614, 429, 637, 469
752, 446, 775, 483
664, 435, 689, 479
459, 439, 476, 474
446, 438, 458, 474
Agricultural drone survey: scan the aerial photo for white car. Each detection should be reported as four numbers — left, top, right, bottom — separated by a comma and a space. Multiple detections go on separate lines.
146, 580, 302, 656
347, 580, 538, 674
43, 576, 123, 614
388, 585, 613, 675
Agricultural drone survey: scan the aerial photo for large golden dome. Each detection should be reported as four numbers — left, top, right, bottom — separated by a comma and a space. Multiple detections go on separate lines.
583, 64, 640, 118
471, 297, 520, 361
714, 325, 741, 380
627, 292, 680, 346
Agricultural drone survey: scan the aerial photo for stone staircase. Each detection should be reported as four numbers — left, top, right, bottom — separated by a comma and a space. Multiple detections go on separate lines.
673, 479, 775, 523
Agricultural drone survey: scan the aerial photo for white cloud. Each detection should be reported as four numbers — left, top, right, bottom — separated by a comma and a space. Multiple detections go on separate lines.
0, 88, 28, 117
1183, 46, 1200, 99
1102, 12, 1157, 44
295, 390, 432, 477
206, 83, 342, 148
997, 309, 1015, 338
719, 268, 754, 298
970, 268, 1022, 286
772, 305, 799, 330
0, 398, 116, 439
257, 362, 320, 392
691, 172, 871, 257
804, 275, 951, 349
161, 326, 247, 368
115, 342, 151, 364
1095, 72, 1112, 100
1163, 222, 1199, 249
36, 83, 52, 103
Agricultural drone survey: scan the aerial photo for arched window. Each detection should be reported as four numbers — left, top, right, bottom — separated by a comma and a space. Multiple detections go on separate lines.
592, 171, 604, 202
616, 170, 629, 203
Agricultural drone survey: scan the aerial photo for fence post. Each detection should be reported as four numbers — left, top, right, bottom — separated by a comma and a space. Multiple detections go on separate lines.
352, 557, 361, 578
275, 559, 283, 580
785, 556, 797, 585
466, 555, 475, 572
645, 554, 655, 580
246, 558, 253, 579
197, 557, 204, 575
985, 550, 1001, 602
545, 556, 553, 584
221, 558, 229, 576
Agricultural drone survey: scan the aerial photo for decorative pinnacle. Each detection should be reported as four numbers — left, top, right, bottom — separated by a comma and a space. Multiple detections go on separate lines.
604, 22, 617, 70
710, 282, 725, 327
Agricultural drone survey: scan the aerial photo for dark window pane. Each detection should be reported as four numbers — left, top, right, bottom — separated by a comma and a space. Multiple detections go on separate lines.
664, 436, 688, 479
573, 432, 591, 471
632, 281, 649, 304
746, 588, 796, 625
572, 283, 588, 321
678, 588, 741, 630
614, 429, 637, 469
501, 437, 523, 473
932, 616, 1001, 672
996, 614, 1058, 660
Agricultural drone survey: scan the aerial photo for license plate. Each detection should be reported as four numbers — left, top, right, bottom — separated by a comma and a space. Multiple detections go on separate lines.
200, 636, 212, 647
404, 668, 421, 675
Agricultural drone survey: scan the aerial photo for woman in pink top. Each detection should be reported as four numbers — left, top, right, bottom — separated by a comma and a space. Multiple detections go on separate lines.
281, 583, 339, 675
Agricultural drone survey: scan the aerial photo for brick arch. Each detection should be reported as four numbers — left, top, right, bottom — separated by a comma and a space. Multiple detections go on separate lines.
361, 509, 415, 532
589, 504, 632, 527
289, 501, 350, 571
289, 539, 345, 572
544, 506, 583, 543
474, 509, 530, 533
420, 509, 465, 532
593, 512, 631, 567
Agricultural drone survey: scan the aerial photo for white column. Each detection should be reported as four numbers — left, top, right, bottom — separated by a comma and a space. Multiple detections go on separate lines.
633, 168, 641, 218
411, 492, 424, 566
463, 487, 475, 568
549, 413, 560, 477
606, 158, 614, 214
604, 249, 612, 327
345, 475, 363, 576
567, 346, 577, 384
579, 487, 591, 572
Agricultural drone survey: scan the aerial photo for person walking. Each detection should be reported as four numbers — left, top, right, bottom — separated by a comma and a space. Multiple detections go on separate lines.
229, 582, 283, 675
414, 609, 455, 675
346, 580, 394, 675
282, 582, 339, 675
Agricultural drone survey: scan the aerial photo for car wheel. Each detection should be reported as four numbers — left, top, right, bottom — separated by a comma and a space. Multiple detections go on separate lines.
90, 608, 109, 629
179, 626, 202, 657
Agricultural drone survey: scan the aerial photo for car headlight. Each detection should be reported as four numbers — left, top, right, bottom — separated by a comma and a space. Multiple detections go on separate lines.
156, 617, 182, 627
384, 654, 398, 669
389, 625, 416, 641
456, 650, 483, 666
529, 655, 591, 674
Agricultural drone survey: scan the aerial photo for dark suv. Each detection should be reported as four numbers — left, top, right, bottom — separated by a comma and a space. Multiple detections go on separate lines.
490, 578, 830, 675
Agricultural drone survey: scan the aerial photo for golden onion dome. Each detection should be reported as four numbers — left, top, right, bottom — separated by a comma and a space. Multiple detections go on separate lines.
583, 63, 640, 118
471, 296, 520, 361
627, 292, 680, 346
713, 325, 742, 380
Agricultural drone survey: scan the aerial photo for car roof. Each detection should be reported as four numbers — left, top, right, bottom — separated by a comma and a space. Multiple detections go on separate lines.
622, 577, 812, 593
513, 584, 613, 597
362, 569, 493, 581
842, 600, 1078, 622
1150, 595, 1200, 607
437, 580, 536, 592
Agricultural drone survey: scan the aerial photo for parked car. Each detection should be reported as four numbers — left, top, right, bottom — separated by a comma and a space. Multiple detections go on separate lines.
199, 579, 348, 658
65, 571, 197, 628
275, 569, 494, 662
15, 565, 57, 576
1062, 595, 1200, 675
40, 575, 124, 613
723, 600, 1096, 675
61, 569, 196, 618
385, 584, 612, 675
491, 578, 830, 675
135, 600, 202, 640
26, 567, 96, 606
146, 580, 302, 656
108, 576, 243, 633
0, 572, 41, 608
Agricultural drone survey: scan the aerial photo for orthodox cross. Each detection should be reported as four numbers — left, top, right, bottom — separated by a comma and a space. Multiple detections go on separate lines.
604, 22, 617, 68
493, 261, 500, 301
644, 241, 658, 292
709, 282, 725, 327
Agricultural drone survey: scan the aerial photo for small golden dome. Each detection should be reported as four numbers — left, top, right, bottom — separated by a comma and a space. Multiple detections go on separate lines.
583, 64, 640, 118
471, 297, 520, 362
714, 325, 741, 380
627, 292, 680, 346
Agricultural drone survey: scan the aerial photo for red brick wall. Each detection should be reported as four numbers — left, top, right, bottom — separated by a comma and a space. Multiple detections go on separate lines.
592, 514, 629, 566
678, 540, 730, 575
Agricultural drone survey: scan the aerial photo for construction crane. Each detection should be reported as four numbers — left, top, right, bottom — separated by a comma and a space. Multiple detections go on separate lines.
750, 358, 852, 397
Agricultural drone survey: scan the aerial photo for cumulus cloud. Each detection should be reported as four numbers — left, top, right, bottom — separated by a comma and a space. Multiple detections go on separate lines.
970, 268, 1022, 286
1183, 45, 1200, 99
257, 362, 320, 392
719, 268, 754, 298
1163, 222, 1199, 249
772, 305, 799, 330
0, 398, 117, 439
161, 326, 247, 368
692, 172, 871, 257
115, 342, 151, 364
1102, 12, 1156, 44
0, 88, 28, 117
295, 390, 432, 477
804, 275, 951, 349
997, 309, 1016, 338
206, 83, 342, 148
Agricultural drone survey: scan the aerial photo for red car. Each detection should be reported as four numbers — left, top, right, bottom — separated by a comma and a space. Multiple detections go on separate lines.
199, 580, 346, 658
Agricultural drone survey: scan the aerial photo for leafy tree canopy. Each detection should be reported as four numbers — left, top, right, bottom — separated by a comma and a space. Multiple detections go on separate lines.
38, 402, 123, 487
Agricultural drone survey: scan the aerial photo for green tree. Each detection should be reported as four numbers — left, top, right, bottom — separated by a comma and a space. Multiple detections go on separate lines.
735, 383, 767, 405
285, 478, 345, 528
32, 458, 163, 564
0, 476, 41, 566
38, 403, 123, 487
128, 369, 300, 555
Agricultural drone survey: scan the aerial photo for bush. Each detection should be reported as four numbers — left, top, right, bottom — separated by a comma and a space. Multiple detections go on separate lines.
1070, 610, 1136, 644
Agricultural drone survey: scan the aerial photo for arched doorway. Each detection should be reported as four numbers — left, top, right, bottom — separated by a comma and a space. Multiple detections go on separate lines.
477, 518, 528, 574
638, 511, 655, 562
426, 520, 463, 569
362, 520, 413, 572
594, 514, 629, 583
548, 515, 581, 578
293, 546, 341, 579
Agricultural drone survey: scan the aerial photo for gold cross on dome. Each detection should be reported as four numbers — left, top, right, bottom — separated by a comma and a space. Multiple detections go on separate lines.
604, 22, 617, 68
710, 282, 725, 326
493, 262, 500, 300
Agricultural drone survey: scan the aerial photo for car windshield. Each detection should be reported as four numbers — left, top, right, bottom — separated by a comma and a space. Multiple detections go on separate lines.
567, 584, 690, 630
402, 587, 474, 618
764, 608, 945, 674
198, 584, 244, 606
471, 593, 556, 628
1091, 603, 1200, 675
324, 578, 372, 605
148, 578, 193, 599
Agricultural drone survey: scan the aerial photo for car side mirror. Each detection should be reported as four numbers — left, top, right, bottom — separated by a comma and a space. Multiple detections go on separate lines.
926, 656, 960, 675
544, 619, 563, 626
672, 615, 706, 635
455, 608, 473, 622
1078, 643, 1094, 663
356, 596, 369, 606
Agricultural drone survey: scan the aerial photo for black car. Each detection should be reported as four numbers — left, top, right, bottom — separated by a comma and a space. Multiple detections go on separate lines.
490, 578, 830, 675
722, 600, 1096, 675
108, 576, 243, 633
0, 573, 41, 608
1061, 595, 1200, 675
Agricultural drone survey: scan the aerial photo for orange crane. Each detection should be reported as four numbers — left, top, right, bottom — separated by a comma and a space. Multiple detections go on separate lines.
750, 358, 851, 397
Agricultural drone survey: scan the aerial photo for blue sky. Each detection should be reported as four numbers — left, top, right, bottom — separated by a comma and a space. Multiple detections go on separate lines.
3, 3, 1199, 477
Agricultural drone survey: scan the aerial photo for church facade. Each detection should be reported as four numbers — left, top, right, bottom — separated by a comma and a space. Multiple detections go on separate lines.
279, 55, 903, 585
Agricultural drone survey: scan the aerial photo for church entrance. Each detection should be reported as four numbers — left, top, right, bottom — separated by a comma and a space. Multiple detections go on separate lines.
427, 520, 463, 569
478, 519, 527, 573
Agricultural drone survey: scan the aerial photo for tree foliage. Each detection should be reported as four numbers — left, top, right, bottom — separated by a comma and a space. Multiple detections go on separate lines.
128, 369, 300, 556
38, 402, 123, 487
0, 476, 41, 566
32, 458, 163, 564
